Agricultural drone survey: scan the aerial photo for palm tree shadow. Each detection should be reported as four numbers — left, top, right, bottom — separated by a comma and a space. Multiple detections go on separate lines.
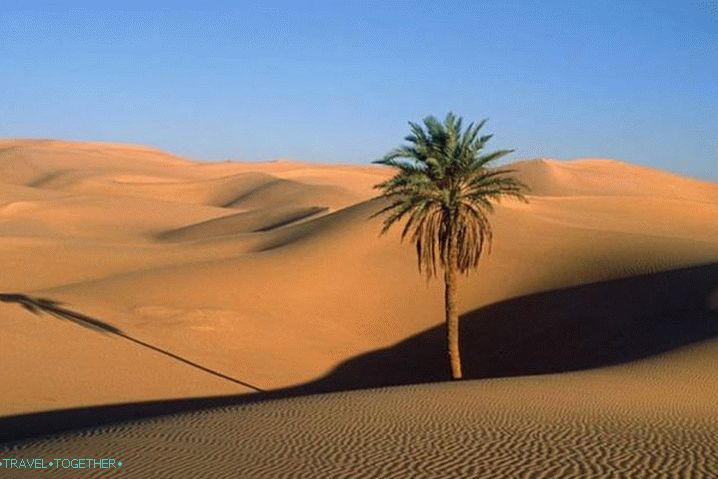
0, 294, 122, 334
0, 294, 263, 393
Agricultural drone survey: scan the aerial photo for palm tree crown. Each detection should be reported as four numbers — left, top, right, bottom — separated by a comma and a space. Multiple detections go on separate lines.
373, 113, 527, 277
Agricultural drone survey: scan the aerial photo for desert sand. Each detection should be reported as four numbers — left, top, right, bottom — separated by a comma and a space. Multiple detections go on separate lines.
1, 139, 718, 477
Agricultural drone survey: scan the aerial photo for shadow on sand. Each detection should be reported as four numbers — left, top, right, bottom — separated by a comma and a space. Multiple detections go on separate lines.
0, 294, 264, 392
1, 262, 717, 444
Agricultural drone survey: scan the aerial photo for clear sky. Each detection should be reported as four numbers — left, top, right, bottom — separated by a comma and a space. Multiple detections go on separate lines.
1, 1, 716, 179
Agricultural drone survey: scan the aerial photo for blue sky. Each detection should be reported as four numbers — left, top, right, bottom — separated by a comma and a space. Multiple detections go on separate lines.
1, 1, 716, 179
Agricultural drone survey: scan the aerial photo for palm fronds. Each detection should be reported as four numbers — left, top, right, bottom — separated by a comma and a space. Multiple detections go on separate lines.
373, 113, 527, 277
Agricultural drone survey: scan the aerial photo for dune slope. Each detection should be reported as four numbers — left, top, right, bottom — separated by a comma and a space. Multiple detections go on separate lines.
4, 346, 718, 478
0, 139, 717, 423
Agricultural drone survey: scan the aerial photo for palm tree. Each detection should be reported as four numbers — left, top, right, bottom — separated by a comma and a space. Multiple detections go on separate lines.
373, 113, 528, 379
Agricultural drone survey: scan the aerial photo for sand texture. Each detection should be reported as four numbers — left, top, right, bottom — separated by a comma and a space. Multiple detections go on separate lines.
3, 364, 718, 478
1, 139, 718, 477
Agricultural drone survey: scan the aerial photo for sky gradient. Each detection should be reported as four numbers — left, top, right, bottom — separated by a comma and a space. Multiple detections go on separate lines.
1, 1, 716, 179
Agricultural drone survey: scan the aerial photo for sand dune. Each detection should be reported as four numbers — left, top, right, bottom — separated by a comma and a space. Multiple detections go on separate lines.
1, 139, 717, 409
4, 365, 718, 478
513, 157, 718, 202
1, 139, 718, 476
159, 205, 329, 241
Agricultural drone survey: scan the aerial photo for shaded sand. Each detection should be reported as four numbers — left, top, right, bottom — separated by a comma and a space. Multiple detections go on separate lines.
1, 139, 718, 476
3, 345, 718, 478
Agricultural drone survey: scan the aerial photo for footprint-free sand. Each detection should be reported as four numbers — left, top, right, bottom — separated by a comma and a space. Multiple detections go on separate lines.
1, 139, 717, 477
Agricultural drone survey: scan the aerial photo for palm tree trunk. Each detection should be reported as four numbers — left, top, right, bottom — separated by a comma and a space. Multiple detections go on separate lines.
445, 235, 463, 380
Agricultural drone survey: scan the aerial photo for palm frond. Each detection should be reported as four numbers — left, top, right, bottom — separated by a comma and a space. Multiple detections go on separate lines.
373, 113, 528, 277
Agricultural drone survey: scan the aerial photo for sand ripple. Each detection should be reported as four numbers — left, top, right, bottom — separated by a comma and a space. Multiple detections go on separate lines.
3, 379, 718, 478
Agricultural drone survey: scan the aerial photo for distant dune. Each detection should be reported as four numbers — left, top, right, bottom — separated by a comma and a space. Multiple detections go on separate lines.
1, 139, 718, 477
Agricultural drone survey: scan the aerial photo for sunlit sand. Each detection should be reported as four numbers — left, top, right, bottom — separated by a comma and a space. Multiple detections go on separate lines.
1, 139, 717, 477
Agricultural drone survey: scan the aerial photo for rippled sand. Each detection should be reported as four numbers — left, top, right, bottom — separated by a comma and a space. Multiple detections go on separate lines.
4, 353, 718, 479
